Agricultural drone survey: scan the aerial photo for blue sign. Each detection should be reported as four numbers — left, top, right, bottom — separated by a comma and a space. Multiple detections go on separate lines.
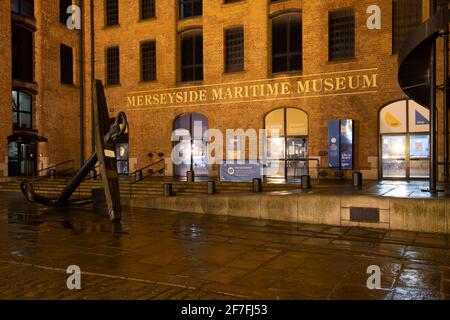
220, 162, 262, 182
415, 110, 429, 125
328, 119, 354, 170
328, 120, 341, 169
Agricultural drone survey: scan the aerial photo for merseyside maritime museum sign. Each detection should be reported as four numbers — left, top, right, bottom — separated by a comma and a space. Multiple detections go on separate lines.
126, 69, 379, 109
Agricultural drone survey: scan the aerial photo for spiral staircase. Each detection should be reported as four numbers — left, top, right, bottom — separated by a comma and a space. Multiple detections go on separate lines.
398, 0, 450, 191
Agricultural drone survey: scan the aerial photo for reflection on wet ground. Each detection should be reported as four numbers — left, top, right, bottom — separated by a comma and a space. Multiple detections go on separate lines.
0, 193, 449, 300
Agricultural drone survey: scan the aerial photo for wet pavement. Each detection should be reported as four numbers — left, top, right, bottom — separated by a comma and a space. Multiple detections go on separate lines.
0, 193, 449, 300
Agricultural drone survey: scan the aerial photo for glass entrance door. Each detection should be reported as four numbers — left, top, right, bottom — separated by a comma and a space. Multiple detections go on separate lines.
381, 134, 430, 179
382, 135, 406, 178
286, 137, 308, 180
173, 113, 208, 178
264, 108, 309, 181
8, 141, 36, 176
409, 134, 430, 178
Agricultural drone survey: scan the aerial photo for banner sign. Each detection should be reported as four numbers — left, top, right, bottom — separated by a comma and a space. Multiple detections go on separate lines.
328, 119, 354, 170
220, 162, 262, 182
340, 119, 354, 170
328, 120, 341, 169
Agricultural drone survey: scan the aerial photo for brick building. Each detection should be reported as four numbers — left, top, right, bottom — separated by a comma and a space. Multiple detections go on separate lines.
0, 0, 445, 181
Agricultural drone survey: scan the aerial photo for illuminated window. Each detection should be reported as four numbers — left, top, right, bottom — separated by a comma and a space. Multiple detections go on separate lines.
379, 99, 430, 179
264, 108, 309, 180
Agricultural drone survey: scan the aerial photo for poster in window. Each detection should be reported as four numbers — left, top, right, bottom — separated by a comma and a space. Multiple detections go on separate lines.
379, 100, 407, 134
340, 119, 354, 170
408, 101, 430, 133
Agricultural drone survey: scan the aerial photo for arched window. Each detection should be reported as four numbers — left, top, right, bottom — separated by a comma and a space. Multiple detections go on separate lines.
264, 107, 309, 181
180, 30, 203, 82
173, 113, 208, 177
379, 99, 429, 179
271, 14, 302, 73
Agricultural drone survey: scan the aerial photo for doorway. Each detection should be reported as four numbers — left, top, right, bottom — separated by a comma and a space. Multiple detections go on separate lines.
173, 112, 208, 178
264, 107, 309, 181
8, 141, 36, 176
379, 100, 430, 179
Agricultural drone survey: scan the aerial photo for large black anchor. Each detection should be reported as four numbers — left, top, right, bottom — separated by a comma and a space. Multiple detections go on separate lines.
21, 80, 126, 222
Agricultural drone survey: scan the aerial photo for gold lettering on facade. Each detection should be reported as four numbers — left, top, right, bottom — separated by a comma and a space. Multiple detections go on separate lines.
126, 71, 379, 108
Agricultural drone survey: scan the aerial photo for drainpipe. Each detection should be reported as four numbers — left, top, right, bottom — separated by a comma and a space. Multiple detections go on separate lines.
79, 0, 85, 166
429, 0, 438, 191
444, 16, 449, 182
90, 0, 95, 154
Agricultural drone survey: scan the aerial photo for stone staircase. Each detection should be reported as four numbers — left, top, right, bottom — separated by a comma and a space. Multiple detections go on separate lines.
0, 177, 302, 198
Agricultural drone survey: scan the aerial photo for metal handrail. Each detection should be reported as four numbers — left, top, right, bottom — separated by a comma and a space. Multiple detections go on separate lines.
32, 160, 75, 185
129, 159, 165, 197
35, 159, 74, 175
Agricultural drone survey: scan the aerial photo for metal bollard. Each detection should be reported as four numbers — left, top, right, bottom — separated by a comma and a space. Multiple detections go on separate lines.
187, 171, 195, 183
135, 170, 143, 182
49, 169, 56, 179
91, 188, 106, 210
253, 178, 262, 193
353, 172, 363, 188
301, 175, 311, 189
163, 183, 173, 197
207, 181, 216, 194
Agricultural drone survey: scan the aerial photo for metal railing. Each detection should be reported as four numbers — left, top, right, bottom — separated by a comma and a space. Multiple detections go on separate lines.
129, 159, 166, 197
261, 158, 321, 184
81, 166, 101, 182
32, 160, 75, 185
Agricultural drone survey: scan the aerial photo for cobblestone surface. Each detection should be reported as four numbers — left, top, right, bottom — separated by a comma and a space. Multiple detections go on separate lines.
0, 193, 449, 300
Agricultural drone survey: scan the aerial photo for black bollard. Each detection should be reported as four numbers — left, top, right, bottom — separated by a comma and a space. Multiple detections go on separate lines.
301, 175, 311, 189
353, 172, 363, 188
253, 178, 262, 193
135, 170, 143, 182
187, 171, 195, 183
163, 183, 173, 197
91, 188, 106, 210
49, 169, 56, 179
207, 181, 216, 194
